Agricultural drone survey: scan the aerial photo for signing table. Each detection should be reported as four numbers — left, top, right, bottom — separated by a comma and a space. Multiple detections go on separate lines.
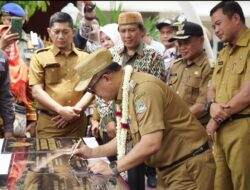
0, 137, 129, 190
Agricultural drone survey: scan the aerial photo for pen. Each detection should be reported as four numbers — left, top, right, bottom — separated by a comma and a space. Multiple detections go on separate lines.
68, 138, 82, 162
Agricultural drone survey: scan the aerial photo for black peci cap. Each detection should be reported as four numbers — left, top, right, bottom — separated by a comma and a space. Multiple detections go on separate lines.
169, 21, 203, 42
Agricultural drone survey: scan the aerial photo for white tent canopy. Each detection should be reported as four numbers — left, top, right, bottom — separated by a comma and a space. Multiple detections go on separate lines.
94, 1, 250, 24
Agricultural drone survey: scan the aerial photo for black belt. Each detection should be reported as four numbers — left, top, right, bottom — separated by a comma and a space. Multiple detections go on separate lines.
159, 142, 209, 171
230, 114, 250, 120
38, 109, 57, 117
222, 114, 250, 125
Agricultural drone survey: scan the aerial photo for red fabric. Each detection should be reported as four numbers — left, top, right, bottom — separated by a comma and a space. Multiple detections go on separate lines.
116, 112, 122, 117
121, 123, 129, 129
0, 25, 29, 105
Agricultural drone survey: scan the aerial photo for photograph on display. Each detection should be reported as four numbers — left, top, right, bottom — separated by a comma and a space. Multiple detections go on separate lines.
0, 138, 129, 190
1, 137, 81, 153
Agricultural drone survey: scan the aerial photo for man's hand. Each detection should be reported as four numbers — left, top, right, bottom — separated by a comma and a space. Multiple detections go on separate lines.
106, 121, 116, 139
0, 26, 19, 50
51, 115, 69, 128
90, 119, 99, 138
88, 160, 113, 175
4, 132, 14, 138
26, 121, 37, 137
210, 103, 230, 123
57, 106, 81, 121
73, 144, 93, 159
206, 119, 219, 142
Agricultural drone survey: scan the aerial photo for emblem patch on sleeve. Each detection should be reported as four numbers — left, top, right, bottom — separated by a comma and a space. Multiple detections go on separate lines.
135, 99, 147, 114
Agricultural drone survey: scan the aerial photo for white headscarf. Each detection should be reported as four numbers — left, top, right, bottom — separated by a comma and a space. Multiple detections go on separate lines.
99, 23, 123, 47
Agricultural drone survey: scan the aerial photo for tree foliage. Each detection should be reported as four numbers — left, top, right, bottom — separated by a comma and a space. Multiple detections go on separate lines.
144, 16, 160, 41
0, 1, 50, 20
96, 3, 123, 26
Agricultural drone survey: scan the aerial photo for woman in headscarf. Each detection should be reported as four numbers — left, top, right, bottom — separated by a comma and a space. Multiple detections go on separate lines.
99, 23, 123, 49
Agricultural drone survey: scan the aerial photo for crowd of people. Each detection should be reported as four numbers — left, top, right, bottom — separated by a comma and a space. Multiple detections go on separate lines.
0, 1, 249, 190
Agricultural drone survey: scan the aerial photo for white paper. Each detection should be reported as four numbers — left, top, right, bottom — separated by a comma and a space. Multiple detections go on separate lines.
83, 137, 110, 163
0, 139, 12, 175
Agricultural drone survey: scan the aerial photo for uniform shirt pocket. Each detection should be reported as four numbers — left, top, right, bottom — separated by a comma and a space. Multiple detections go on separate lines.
184, 75, 200, 104
44, 63, 60, 84
230, 55, 247, 90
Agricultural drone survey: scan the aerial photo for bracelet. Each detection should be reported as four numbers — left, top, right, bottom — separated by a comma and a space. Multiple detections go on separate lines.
109, 161, 120, 176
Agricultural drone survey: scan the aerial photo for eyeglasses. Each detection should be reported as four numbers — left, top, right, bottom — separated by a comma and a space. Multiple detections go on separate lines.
86, 73, 106, 94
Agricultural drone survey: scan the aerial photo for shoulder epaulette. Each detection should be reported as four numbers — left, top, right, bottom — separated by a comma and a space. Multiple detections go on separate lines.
75, 47, 85, 52
173, 57, 183, 64
35, 47, 50, 54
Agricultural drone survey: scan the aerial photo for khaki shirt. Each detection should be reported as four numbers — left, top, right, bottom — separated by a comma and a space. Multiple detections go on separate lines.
212, 29, 250, 114
96, 42, 166, 126
116, 72, 208, 169
168, 52, 212, 106
29, 45, 88, 111
29, 45, 88, 137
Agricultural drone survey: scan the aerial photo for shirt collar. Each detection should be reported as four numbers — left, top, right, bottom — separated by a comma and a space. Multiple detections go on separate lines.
164, 47, 176, 55
184, 51, 207, 67
122, 42, 144, 56
235, 28, 250, 47
50, 44, 78, 56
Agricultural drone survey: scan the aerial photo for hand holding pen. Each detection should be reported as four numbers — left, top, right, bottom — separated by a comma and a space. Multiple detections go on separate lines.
68, 138, 83, 164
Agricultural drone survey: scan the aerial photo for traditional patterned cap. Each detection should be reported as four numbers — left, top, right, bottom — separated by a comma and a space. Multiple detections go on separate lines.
75, 48, 113, 92
118, 12, 143, 25
1, 3, 25, 17
169, 21, 203, 42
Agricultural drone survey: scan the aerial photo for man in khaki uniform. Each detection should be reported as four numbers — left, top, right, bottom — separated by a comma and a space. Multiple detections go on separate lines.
207, 2, 250, 190
167, 21, 212, 125
72, 48, 215, 190
29, 12, 88, 138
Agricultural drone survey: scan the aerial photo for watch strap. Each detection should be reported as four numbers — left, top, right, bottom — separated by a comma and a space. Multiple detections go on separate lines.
109, 161, 120, 176
205, 99, 215, 113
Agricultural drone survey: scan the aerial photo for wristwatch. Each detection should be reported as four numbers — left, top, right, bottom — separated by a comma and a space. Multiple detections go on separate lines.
109, 161, 120, 177
205, 99, 215, 113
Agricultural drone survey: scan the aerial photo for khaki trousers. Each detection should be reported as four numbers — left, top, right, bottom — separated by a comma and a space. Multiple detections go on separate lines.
157, 150, 215, 190
36, 112, 87, 138
214, 118, 250, 190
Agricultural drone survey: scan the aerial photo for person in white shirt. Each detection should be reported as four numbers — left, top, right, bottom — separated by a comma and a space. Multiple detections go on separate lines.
156, 19, 178, 79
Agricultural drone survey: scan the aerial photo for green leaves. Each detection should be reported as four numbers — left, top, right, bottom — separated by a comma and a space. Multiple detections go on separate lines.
96, 3, 123, 26
95, 5, 109, 26
144, 16, 160, 41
